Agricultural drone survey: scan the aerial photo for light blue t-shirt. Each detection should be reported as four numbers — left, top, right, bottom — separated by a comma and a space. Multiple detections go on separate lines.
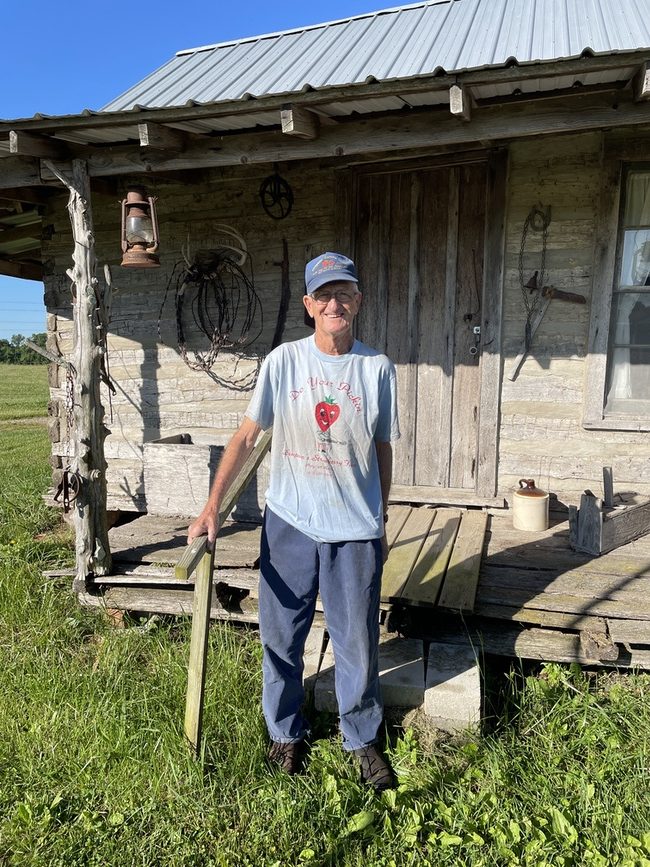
245, 336, 400, 543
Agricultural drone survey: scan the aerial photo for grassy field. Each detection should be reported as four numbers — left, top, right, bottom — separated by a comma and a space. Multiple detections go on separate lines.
0, 364, 50, 421
1, 362, 649, 865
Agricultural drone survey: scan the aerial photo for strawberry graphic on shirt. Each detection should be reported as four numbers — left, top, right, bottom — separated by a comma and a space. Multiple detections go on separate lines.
315, 395, 340, 431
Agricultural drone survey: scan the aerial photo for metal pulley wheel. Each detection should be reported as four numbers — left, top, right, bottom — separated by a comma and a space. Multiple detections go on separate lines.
53, 467, 82, 513
259, 172, 294, 220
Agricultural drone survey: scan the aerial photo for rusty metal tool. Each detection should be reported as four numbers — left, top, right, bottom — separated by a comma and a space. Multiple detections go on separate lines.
541, 286, 586, 304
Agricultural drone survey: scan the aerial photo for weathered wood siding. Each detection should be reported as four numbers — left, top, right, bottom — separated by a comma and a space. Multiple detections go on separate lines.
43, 129, 650, 516
43, 162, 338, 513
500, 131, 650, 503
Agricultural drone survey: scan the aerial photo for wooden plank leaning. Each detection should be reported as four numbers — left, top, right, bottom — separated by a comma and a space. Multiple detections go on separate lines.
175, 428, 272, 756
438, 510, 489, 613
381, 507, 437, 602
400, 508, 462, 607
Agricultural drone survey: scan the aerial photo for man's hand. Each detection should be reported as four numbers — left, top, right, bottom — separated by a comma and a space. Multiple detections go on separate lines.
188, 510, 220, 550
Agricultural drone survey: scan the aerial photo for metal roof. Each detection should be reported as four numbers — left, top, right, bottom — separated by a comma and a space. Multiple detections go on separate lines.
103, 0, 650, 112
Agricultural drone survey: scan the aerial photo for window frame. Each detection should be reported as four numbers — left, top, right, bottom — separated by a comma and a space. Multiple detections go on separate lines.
584, 154, 650, 431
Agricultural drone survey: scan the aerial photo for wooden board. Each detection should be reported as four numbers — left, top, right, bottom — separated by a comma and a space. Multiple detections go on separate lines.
78, 586, 256, 622
399, 509, 462, 606
438, 510, 489, 612
385, 504, 412, 548
428, 620, 650, 669
570, 493, 650, 556
355, 162, 486, 493
381, 507, 437, 601
109, 515, 261, 569
184, 545, 215, 754
473, 601, 608, 632
475, 583, 650, 621
479, 564, 650, 598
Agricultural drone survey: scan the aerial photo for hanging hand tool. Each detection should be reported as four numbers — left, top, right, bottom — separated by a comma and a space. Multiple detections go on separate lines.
272, 239, 291, 349
508, 284, 586, 381
541, 286, 586, 303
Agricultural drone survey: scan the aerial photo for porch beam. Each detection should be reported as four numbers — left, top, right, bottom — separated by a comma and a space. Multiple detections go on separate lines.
138, 122, 188, 151
0, 156, 44, 189
281, 106, 320, 139
10, 130, 70, 159
449, 84, 472, 121
30, 89, 650, 181
43, 158, 112, 589
633, 61, 650, 100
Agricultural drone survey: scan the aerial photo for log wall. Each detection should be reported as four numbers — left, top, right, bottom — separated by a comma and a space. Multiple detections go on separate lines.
43, 129, 650, 516
500, 131, 650, 503
43, 161, 338, 513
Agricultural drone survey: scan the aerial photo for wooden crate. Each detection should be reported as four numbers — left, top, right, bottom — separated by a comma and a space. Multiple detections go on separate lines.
569, 491, 650, 556
143, 430, 267, 521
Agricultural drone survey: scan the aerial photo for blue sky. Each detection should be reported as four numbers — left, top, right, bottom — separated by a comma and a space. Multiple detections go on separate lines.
0, 0, 385, 340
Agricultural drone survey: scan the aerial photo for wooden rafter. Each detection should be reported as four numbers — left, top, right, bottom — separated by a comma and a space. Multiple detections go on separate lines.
0, 222, 43, 245
449, 84, 473, 121
281, 106, 320, 140
0, 257, 43, 280
10, 130, 69, 159
0, 186, 57, 205
634, 61, 650, 100
138, 122, 188, 151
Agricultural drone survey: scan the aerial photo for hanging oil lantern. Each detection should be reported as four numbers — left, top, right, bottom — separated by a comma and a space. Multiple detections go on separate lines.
120, 186, 160, 268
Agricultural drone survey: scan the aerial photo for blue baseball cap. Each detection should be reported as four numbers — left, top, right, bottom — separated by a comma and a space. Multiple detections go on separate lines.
304, 252, 358, 295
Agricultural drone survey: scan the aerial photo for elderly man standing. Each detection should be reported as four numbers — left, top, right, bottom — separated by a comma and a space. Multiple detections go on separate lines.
188, 251, 400, 791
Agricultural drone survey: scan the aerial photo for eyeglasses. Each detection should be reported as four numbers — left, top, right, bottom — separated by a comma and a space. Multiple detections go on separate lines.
310, 290, 358, 305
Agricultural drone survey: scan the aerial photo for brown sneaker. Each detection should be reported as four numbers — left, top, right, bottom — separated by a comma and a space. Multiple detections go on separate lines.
267, 740, 306, 775
353, 745, 396, 791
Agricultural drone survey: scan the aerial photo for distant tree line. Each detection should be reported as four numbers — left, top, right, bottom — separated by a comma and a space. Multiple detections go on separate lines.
0, 333, 48, 364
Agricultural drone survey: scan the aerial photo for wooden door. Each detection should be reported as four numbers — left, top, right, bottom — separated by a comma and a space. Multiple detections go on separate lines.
354, 160, 495, 498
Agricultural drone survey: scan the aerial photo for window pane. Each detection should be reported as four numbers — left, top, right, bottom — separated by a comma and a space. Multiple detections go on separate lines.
606, 293, 650, 408
610, 293, 650, 344
605, 171, 650, 415
624, 172, 650, 227
620, 230, 650, 286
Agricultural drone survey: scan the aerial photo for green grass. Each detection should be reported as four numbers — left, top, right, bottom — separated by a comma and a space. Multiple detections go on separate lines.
1, 375, 650, 865
0, 363, 49, 421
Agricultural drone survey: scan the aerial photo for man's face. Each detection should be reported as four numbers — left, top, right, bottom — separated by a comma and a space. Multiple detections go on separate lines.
303, 280, 362, 340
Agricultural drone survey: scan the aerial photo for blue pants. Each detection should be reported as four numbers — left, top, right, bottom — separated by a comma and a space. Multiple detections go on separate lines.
259, 508, 384, 751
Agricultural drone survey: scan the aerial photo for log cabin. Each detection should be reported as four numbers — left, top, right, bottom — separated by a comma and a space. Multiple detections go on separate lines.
3, 0, 650, 718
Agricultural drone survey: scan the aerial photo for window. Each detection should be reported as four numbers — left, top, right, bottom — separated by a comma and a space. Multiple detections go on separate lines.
584, 157, 650, 431
605, 168, 650, 415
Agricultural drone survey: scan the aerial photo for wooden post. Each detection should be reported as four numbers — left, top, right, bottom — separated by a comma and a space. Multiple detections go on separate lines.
44, 158, 112, 589
175, 429, 273, 756
183, 538, 215, 756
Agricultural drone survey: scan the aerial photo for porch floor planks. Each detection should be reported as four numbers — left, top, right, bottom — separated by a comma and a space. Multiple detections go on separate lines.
385, 504, 412, 548
479, 511, 650, 629
108, 515, 261, 569
380, 507, 437, 602
438, 510, 489, 613
399, 509, 462, 607
78, 506, 650, 667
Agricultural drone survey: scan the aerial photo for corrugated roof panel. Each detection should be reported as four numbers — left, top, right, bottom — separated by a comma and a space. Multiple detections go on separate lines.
101, 0, 650, 112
